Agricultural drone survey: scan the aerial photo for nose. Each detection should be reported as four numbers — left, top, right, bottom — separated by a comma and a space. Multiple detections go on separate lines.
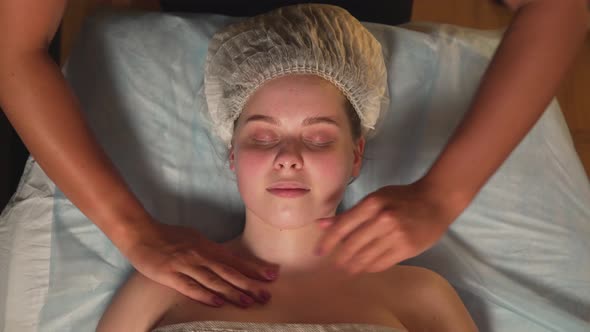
274, 141, 303, 170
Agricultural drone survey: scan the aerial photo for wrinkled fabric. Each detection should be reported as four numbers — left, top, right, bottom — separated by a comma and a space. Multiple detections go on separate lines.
151, 321, 403, 332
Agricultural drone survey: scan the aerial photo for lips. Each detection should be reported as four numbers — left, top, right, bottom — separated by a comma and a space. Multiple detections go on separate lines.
267, 181, 310, 190
267, 181, 310, 198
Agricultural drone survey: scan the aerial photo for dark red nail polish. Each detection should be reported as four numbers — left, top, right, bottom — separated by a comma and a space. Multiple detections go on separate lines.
240, 294, 254, 306
259, 290, 271, 302
213, 296, 225, 306
265, 269, 278, 280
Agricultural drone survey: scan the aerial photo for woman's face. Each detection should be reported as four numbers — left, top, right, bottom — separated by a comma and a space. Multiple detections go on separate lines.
229, 75, 365, 229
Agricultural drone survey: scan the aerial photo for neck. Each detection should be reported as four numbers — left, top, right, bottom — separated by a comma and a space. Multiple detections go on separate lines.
227, 208, 342, 278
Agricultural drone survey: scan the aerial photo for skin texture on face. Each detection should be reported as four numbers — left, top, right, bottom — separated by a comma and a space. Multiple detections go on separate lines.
231, 75, 364, 229
227, 74, 365, 273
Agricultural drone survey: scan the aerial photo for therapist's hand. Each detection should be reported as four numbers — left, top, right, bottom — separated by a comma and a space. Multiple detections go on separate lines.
122, 221, 279, 308
314, 180, 470, 275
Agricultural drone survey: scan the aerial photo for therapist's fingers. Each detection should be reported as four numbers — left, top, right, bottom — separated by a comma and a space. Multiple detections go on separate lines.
178, 264, 260, 308
200, 241, 279, 298
345, 235, 395, 275
222, 249, 281, 283
333, 215, 396, 267
124, 222, 279, 309
178, 241, 277, 306
362, 248, 403, 273
169, 273, 226, 307
205, 259, 273, 304
178, 226, 280, 283
314, 196, 379, 256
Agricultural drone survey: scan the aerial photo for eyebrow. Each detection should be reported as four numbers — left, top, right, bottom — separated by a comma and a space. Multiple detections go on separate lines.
244, 114, 340, 127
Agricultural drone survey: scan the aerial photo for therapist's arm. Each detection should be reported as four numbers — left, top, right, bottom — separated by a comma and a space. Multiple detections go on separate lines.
313, 0, 589, 275
0, 0, 151, 253
0, 0, 279, 307
421, 0, 589, 206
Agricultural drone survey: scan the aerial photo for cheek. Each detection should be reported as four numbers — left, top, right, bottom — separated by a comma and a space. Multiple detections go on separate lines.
233, 150, 268, 188
234, 151, 261, 171
310, 150, 353, 185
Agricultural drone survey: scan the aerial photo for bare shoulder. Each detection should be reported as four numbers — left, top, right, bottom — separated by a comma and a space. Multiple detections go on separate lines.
374, 265, 452, 306
96, 270, 183, 332
376, 265, 478, 332
379, 265, 454, 293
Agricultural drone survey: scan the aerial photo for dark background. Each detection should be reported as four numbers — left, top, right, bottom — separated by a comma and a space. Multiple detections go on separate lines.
0, 0, 413, 211
0, 28, 61, 212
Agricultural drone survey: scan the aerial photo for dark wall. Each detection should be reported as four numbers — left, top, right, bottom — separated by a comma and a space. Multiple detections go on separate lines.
0, 112, 29, 211
161, 0, 413, 26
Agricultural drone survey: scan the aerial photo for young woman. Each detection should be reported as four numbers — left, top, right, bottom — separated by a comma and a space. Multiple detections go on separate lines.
97, 5, 478, 331
1, 0, 587, 309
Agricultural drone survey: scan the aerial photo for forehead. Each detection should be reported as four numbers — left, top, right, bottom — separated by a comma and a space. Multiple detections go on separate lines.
240, 75, 348, 123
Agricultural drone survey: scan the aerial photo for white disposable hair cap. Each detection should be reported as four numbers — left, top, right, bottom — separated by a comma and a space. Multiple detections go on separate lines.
203, 3, 389, 147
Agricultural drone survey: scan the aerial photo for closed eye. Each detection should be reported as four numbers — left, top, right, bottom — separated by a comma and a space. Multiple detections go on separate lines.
252, 138, 279, 146
304, 139, 334, 147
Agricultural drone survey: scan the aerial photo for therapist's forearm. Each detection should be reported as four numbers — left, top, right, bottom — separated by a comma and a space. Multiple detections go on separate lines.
420, 0, 589, 211
0, 51, 154, 249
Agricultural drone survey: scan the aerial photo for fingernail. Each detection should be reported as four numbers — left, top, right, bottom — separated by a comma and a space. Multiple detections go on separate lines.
265, 269, 278, 280
213, 296, 225, 306
240, 294, 254, 306
259, 290, 272, 302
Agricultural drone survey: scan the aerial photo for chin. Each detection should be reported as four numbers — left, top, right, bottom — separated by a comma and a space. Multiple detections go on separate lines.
243, 192, 342, 227
260, 205, 333, 229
